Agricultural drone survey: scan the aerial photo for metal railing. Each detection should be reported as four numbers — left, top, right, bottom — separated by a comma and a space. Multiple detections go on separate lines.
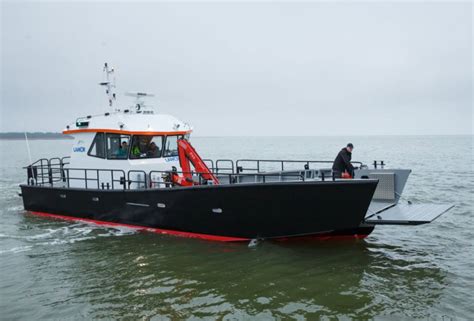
127, 170, 148, 189
24, 158, 307, 191
215, 159, 234, 174
203, 158, 364, 174
235, 159, 364, 173
203, 159, 215, 172
65, 168, 126, 190
202, 159, 235, 174
148, 170, 306, 187
24, 156, 365, 191
26, 156, 70, 185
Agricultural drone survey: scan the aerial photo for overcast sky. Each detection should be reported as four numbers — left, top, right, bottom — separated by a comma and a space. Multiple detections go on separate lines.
1, 2, 472, 136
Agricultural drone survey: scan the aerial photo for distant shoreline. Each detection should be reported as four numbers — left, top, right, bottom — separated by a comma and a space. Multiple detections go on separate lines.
0, 132, 73, 140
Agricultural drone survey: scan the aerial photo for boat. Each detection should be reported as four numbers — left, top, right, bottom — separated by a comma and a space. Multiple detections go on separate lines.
19, 64, 454, 242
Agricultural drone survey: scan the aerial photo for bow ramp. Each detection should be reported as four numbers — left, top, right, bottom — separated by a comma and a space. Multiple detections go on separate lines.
357, 169, 454, 225
365, 202, 454, 225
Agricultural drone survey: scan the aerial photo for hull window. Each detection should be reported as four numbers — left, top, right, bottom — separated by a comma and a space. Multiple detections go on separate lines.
107, 134, 130, 159
163, 136, 179, 157
88, 133, 106, 159
130, 135, 163, 159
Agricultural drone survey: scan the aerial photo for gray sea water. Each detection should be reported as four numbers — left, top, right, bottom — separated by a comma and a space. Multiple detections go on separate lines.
0, 136, 472, 320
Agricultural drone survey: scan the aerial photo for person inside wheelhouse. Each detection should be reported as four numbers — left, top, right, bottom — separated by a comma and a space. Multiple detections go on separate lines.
147, 142, 160, 157
118, 141, 128, 157
130, 135, 162, 159
105, 133, 130, 160
89, 133, 183, 160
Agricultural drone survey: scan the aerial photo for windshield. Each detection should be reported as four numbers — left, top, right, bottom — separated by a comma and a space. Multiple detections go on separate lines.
106, 133, 130, 160
163, 136, 179, 157
129, 135, 163, 159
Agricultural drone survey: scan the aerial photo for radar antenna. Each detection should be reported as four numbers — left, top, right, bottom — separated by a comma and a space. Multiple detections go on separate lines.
125, 92, 155, 113
99, 62, 116, 108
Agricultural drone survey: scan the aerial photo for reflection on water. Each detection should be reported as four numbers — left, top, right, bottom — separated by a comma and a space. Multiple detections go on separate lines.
4, 214, 445, 320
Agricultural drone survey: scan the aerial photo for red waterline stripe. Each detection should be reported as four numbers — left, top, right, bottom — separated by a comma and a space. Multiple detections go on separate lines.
29, 211, 249, 242
28, 212, 368, 243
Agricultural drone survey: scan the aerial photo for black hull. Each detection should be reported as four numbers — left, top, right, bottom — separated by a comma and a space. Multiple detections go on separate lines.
20, 180, 377, 241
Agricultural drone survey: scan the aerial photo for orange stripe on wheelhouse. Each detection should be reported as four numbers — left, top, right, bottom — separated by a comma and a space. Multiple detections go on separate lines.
62, 128, 192, 135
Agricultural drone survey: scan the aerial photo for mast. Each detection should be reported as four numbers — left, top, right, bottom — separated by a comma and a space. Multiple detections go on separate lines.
98, 63, 155, 113
99, 62, 116, 109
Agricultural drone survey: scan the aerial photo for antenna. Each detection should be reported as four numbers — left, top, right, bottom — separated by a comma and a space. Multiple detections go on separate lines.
99, 62, 116, 108
24, 132, 32, 165
125, 92, 155, 113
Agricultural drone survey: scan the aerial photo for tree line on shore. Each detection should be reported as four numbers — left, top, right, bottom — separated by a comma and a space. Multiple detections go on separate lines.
0, 132, 73, 140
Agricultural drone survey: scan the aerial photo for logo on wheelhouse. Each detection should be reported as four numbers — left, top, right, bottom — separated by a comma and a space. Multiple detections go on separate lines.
165, 156, 179, 162
73, 146, 86, 152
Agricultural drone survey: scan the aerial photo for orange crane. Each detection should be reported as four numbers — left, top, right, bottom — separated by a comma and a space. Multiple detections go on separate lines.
171, 139, 219, 186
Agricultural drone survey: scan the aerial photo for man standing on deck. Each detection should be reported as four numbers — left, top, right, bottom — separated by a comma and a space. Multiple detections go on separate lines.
332, 143, 355, 178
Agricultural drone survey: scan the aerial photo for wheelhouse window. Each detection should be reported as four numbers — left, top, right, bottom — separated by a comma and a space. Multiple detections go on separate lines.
88, 133, 106, 158
106, 133, 130, 159
130, 135, 163, 159
163, 136, 179, 157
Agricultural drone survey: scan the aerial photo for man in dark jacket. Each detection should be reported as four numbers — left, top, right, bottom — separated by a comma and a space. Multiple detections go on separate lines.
332, 143, 354, 178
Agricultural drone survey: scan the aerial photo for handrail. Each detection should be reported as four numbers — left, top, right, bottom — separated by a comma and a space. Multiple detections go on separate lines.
202, 159, 215, 172
61, 156, 71, 167
64, 168, 126, 190
24, 156, 71, 185
26, 158, 50, 185
148, 169, 305, 187
127, 170, 148, 189
23, 156, 364, 191
48, 157, 63, 183
215, 159, 234, 174
235, 159, 364, 173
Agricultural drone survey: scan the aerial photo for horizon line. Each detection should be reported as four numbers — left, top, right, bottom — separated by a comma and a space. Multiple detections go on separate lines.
0, 132, 472, 137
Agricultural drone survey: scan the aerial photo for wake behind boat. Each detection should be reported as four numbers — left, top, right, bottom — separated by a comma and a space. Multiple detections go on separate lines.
19, 64, 454, 242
